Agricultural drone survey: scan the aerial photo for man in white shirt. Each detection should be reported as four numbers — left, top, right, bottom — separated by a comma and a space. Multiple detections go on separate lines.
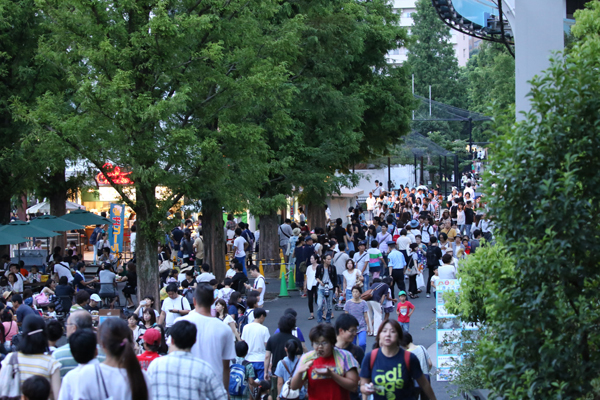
196, 264, 216, 283
332, 244, 349, 307
438, 254, 457, 279
159, 283, 191, 329
58, 328, 101, 400
53, 256, 74, 284
366, 192, 376, 224
464, 182, 475, 200
232, 227, 248, 272
372, 180, 382, 196
178, 283, 236, 390
353, 241, 370, 292
240, 308, 270, 381
245, 265, 266, 307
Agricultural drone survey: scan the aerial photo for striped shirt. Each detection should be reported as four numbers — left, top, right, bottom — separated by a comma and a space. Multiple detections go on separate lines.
367, 248, 383, 269
53, 343, 106, 378
146, 351, 228, 400
1, 352, 61, 384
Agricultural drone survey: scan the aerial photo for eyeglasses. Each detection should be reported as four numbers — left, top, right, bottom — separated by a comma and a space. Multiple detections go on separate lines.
312, 341, 331, 348
347, 329, 358, 335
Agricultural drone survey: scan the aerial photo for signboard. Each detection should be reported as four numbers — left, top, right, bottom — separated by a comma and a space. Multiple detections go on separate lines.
436, 279, 463, 382
108, 203, 125, 254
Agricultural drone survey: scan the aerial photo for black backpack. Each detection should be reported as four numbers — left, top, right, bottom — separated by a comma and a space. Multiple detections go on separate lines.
426, 246, 440, 267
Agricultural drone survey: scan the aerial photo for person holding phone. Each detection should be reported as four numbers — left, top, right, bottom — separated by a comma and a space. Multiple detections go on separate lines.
158, 283, 191, 332
290, 324, 359, 400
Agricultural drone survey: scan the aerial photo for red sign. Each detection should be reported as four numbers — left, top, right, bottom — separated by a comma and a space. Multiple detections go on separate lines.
96, 163, 133, 185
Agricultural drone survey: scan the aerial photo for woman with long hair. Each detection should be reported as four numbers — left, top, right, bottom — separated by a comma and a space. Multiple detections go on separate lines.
75, 317, 149, 400
0, 314, 61, 399
304, 254, 320, 320
215, 298, 240, 341
360, 319, 437, 400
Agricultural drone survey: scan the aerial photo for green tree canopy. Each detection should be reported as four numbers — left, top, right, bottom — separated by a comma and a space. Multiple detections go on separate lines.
447, 3, 600, 398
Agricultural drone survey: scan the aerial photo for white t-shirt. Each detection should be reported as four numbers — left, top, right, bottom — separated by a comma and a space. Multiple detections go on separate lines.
252, 275, 266, 306
353, 251, 369, 275
438, 264, 457, 279
130, 232, 136, 253
177, 311, 236, 380
366, 197, 376, 211
218, 287, 234, 303
74, 363, 150, 400
55, 263, 73, 283
240, 322, 270, 362
226, 268, 236, 279
396, 236, 412, 251
58, 359, 100, 400
342, 269, 361, 290
161, 296, 191, 327
196, 272, 216, 283
233, 236, 247, 258
430, 275, 440, 293
332, 252, 349, 275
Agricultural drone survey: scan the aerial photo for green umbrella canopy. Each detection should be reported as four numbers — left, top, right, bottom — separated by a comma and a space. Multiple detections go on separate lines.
59, 209, 112, 226
0, 220, 61, 238
0, 231, 28, 245
30, 215, 85, 232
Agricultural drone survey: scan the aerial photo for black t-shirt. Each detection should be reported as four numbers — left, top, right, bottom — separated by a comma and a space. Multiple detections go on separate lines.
73, 273, 86, 290
55, 284, 75, 298
333, 226, 346, 244
338, 343, 364, 400
464, 208, 474, 225
370, 283, 390, 302
266, 332, 302, 373
171, 228, 184, 250
231, 272, 248, 292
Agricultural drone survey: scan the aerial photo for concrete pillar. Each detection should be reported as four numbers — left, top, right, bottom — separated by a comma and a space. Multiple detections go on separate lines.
515, 0, 566, 119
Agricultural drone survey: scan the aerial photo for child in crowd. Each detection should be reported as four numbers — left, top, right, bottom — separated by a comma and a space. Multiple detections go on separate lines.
21, 376, 50, 400
251, 380, 272, 400
28, 266, 42, 283
382, 277, 395, 321
230, 341, 256, 400
431, 267, 440, 314
137, 328, 162, 371
45, 303, 57, 320
274, 339, 305, 400
396, 290, 415, 333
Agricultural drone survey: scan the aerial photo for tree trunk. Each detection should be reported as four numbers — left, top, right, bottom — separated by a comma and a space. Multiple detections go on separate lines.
49, 169, 67, 253
257, 210, 279, 273
135, 188, 160, 313
202, 197, 226, 281
306, 199, 327, 232
0, 194, 12, 257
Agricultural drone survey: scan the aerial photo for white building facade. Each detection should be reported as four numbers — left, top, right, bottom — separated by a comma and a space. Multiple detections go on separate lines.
386, 0, 471, 67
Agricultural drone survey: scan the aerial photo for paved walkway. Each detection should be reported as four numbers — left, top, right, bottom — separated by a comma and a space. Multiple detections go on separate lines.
260, 275, 457, 400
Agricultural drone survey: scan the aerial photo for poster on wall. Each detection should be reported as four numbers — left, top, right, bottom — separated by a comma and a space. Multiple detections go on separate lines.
436, 279, 467, 382
108, 203, 125, 254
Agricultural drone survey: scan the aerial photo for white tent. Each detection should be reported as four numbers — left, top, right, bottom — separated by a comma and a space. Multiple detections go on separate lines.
26, 201, 86, 214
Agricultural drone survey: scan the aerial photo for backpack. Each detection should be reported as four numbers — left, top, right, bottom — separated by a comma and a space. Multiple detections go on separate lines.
426, 246, 440, 267
237, 309, 252, 335
89, 227, 102, 245
228, 360, 250, 396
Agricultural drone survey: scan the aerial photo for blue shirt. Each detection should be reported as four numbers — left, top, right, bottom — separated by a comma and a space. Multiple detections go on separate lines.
360, 349, 423, 400
387, 249, 406, 270
274, 357, 306, 399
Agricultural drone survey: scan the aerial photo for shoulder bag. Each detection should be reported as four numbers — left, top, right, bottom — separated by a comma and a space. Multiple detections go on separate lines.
280, 359, 300, 399
361, 283, 384, 301
0, 352, 21, 400
405, 257, 419, 276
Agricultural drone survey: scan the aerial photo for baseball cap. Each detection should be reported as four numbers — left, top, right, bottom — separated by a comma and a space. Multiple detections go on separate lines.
387, 241, 395, 246
398, 291, 407, 297
358, 240, 367, 246
142, 328, 161, 346
24, 297, 33, 306
90, 294, 101, 302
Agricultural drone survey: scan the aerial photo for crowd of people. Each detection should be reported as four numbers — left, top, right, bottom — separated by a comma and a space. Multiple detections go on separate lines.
0, 174, 488, 400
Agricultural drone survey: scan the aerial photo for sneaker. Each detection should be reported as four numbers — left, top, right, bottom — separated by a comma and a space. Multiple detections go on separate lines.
432, 308, 436, 313
426, 294, 430, 298
301, 294, 307, 298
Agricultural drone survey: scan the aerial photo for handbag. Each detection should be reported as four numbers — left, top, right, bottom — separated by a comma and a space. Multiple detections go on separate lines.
405, 259, 419, 276
416, 273, 425, 288
0, 352, 21, 400
280, 360, 300, 399
361, 283, 384, 301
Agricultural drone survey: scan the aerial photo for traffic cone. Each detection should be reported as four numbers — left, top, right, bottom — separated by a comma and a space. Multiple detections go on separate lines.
259, 260, 265, 276
278, 273, 289, 297
287, 263, 297, 291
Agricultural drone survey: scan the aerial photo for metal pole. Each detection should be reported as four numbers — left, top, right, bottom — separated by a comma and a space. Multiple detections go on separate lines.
429, 85, 432, 116
388, 157, 392, 192
412, 74, 415, 121
420, 156, 424, 185
454, 155, 459, 190
468, 118, 473, 161
444, 156, 448, 197
439, 155, 442, 192
414, 154, 417, 187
